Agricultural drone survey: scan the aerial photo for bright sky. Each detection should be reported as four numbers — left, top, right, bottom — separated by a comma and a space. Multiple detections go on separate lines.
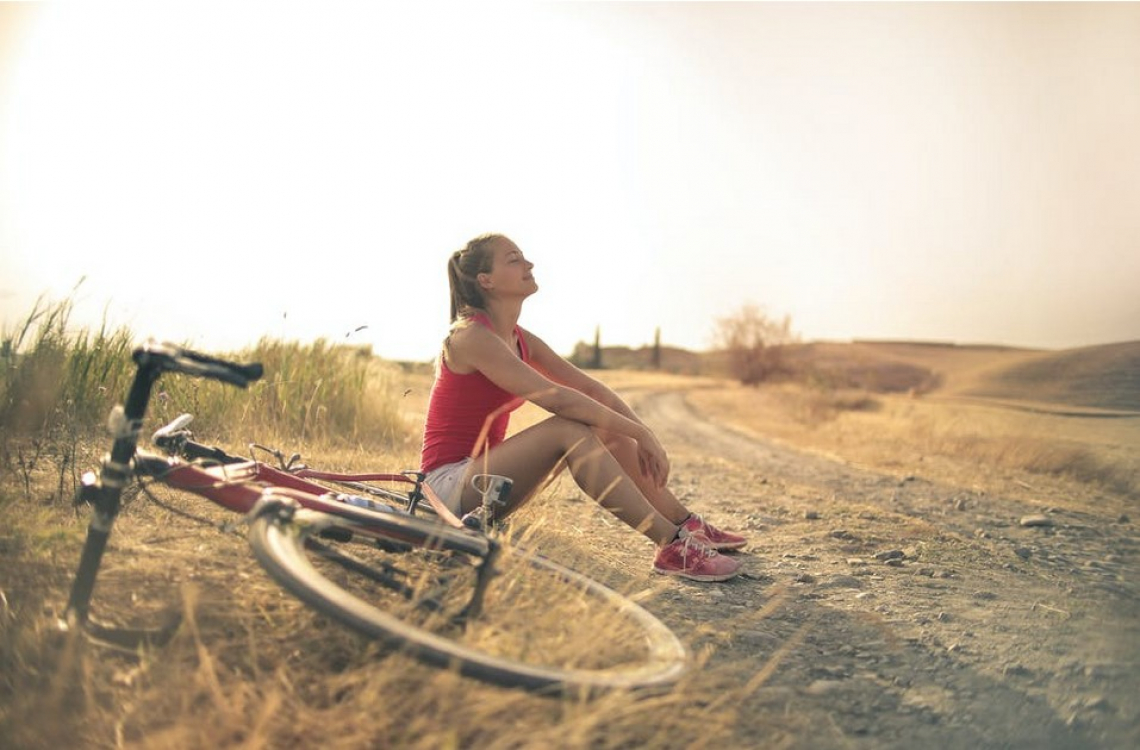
2, 2, 1139, 362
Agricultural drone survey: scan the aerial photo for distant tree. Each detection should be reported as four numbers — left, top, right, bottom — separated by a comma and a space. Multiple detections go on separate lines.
713, 304, 797, 385
591, 325, 602, 369
651, 327, 661, 370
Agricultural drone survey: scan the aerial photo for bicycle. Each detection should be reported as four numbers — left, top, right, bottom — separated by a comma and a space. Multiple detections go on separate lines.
61, 341, 689, 694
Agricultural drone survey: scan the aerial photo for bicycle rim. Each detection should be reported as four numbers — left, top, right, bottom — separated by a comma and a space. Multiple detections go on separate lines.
246, 508, 688, 694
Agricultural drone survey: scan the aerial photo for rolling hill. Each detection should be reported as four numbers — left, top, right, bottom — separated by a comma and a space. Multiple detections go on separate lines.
571, 337, 1140, 414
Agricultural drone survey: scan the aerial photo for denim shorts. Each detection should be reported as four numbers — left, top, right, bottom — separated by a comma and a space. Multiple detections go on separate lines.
423, 457, 472, 516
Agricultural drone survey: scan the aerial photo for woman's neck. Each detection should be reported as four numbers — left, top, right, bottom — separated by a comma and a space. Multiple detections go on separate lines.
479, 298, 523, 340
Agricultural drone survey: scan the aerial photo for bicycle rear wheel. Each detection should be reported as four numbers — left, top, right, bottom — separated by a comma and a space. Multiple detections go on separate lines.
246, 498, 688, 694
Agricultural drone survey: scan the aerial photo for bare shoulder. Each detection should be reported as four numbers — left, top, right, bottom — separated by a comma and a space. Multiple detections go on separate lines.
443, 319, 488, 374
445, 319, 506, 374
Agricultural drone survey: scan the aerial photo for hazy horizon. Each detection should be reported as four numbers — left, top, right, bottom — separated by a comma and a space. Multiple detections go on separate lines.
3, 3, 1139, 362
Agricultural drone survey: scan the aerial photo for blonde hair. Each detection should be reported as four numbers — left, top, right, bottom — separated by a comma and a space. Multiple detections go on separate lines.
447, 233, 507, 322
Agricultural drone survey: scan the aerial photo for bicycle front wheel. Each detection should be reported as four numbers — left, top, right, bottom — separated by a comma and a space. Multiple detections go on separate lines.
246, 499, 688, 694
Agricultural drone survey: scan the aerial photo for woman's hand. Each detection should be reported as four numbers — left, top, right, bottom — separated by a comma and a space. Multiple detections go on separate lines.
636, 428, 670, 489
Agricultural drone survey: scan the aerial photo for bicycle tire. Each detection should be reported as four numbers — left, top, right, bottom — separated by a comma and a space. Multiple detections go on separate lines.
246, 498, 689, 694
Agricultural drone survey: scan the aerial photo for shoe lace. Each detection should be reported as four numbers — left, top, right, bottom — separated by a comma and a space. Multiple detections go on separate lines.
681, 535, 717, 560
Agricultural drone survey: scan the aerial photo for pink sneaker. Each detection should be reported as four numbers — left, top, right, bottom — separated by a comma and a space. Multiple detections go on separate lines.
678, 514, 747, 551
653, 536, 741, 582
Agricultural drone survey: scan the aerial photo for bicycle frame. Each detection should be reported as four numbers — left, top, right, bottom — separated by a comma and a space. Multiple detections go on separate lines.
159, 425, 460, 524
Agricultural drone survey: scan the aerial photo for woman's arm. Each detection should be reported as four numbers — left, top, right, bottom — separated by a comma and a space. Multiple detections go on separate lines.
447, 324, 669, 486
522, 330, 644, 423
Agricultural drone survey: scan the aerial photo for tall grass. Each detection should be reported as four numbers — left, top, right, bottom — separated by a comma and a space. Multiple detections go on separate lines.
146, 337, 410, 450
1, 295, 413, 500
0, 295, 135, 435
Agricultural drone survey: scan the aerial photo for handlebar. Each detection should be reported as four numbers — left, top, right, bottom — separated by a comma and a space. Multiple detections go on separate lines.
134, 341, 263, 388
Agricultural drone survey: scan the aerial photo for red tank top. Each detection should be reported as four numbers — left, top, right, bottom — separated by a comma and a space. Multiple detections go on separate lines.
420, 314, 531, 474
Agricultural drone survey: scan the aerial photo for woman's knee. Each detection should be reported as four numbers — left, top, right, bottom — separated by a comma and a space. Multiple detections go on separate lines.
595, 428, 636, 455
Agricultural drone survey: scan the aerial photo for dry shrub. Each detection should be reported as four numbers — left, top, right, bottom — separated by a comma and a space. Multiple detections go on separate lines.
787, 387, 881, 427
712, 304, 797, 386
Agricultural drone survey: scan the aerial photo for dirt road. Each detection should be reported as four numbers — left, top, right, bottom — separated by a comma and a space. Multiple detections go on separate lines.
609, 388, 1139, 749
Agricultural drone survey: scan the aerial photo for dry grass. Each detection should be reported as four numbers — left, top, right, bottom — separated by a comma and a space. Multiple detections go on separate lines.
689, 379, 1140, 505
0, 472, 773, 749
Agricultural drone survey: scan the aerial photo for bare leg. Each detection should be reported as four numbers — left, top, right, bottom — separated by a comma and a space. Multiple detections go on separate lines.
458, 416, 680, 546
595, 430, 692, 525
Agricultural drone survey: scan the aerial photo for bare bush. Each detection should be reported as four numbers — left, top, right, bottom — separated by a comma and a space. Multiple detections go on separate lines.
712, 304, 798, 385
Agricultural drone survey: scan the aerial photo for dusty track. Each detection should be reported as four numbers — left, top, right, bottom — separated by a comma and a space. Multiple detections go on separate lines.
603, 387, 1140, 749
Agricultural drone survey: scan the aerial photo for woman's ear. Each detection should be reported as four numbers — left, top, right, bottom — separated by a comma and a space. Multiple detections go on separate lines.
477, 272, 493, 291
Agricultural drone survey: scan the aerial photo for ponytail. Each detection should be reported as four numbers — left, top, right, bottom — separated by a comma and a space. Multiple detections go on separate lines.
447, 233, 505, 323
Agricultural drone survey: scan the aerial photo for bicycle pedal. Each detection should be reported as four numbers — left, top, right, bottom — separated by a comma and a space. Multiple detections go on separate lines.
461, 509, 485, 532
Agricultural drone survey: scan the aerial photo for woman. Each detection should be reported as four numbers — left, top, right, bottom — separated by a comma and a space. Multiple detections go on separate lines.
420, 233, 746, 582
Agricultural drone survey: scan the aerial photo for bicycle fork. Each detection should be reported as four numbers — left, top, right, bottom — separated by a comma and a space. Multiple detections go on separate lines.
457, 540, 501, 624
62, 359, 160, 632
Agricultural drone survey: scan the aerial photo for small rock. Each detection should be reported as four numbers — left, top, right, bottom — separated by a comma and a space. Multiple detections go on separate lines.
804, 679, 844, 696
875, 549, 905, 561
884, 558, 904, 567
847, 558, 868, 567
819, 575, 865, 590
1065, 713, 1086, 729
1067, 694, 1112, 713
1014, 547, 1032, 560
794, 573, 816, 584
1117, 514, 1130, 524
1003, 663, 1033, 678
1082, 695, 1110, 711
1020, 514, 1054, 528
804, 510, 820, 520
954, 497, 968, 511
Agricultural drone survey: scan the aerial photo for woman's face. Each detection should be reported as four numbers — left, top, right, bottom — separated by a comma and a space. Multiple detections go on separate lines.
481, 238, 538, 299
